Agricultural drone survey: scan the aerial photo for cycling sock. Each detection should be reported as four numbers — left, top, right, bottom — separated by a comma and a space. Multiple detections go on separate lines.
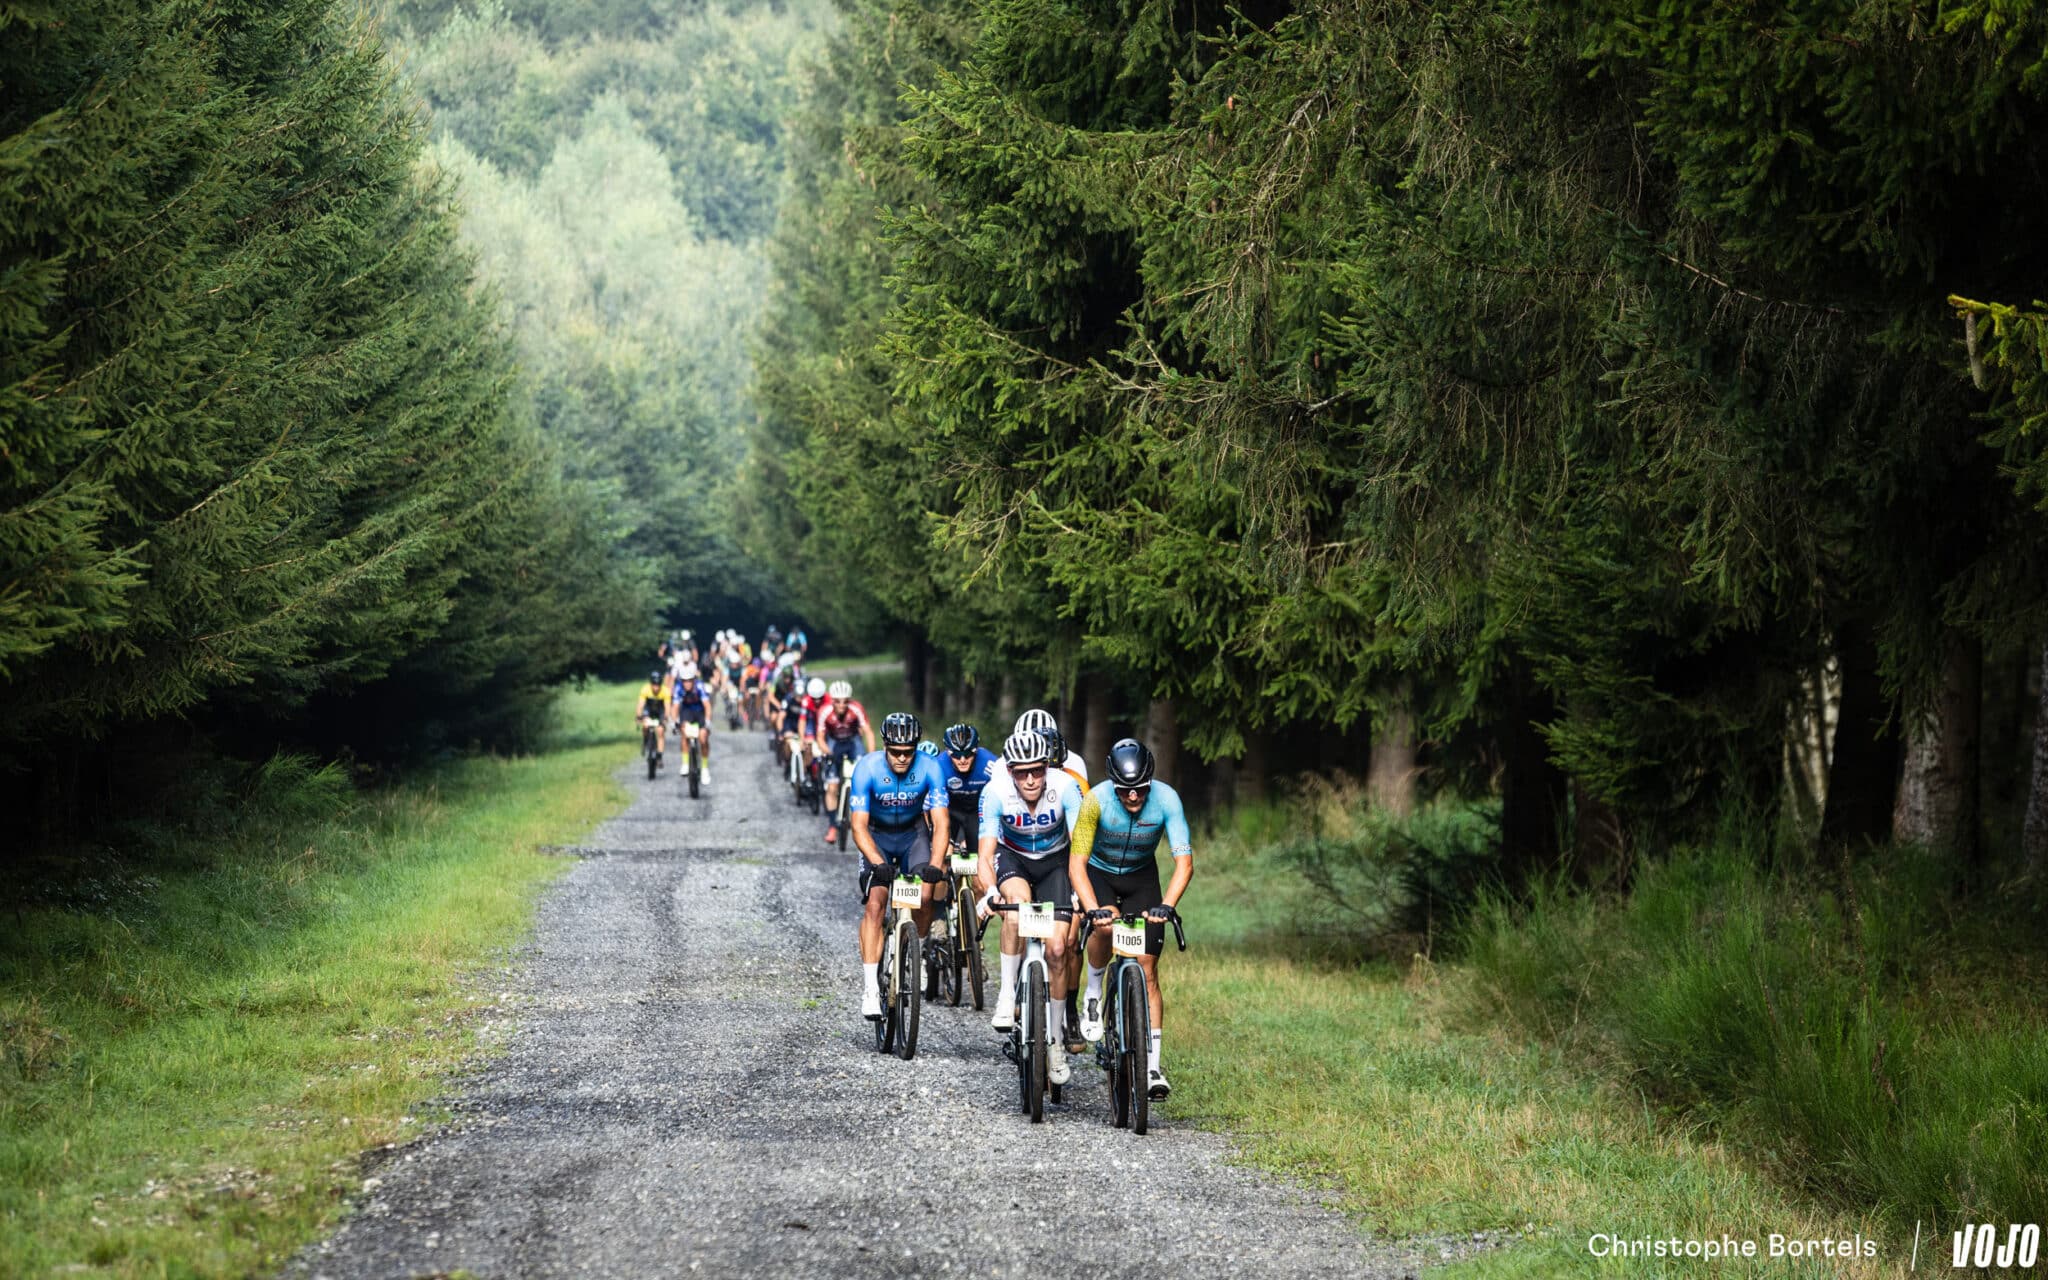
1046, 995, 1059, 1044
862, 961, 880, 994
1150, 1029, 1163, 1072
997, 953, 1021, 1007
1085, 963, 1106, 1005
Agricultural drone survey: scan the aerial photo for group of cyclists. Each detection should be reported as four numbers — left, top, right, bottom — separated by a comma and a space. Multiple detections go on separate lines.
634, 627, 1195, 1106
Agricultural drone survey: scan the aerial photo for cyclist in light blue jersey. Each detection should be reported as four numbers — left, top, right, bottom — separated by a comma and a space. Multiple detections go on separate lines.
1068, 737, 1193, 1100
849, 711, 950, 1020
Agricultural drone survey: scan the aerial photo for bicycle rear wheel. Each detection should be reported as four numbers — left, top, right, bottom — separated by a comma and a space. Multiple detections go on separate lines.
895, 916, 921, 1060
962, 890, 987, 1010
687, 739, 700, 797
874, 932, 897, 1055
1122, 964, 1151, 1134
644, 729, 657, 779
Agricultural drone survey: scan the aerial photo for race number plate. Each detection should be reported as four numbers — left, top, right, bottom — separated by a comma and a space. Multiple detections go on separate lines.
1015, 902, 1058, 939
1112, 921, 1148, 958
949, 854, 979, 876
890, 877, 923, 910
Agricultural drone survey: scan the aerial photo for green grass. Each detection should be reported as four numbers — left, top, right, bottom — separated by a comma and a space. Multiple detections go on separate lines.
0, 683, 634, 1279
1163, 785, 1921, 1278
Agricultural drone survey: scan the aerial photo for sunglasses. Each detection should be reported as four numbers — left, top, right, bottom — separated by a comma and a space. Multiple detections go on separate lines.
1117, 783, 1152, 800
948, 749, 977, 760
885, 745, 916, 757
1008, 765, 1047, 780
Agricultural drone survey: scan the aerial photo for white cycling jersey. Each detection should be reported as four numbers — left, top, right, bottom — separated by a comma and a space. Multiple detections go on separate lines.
979, 767, 1086, 859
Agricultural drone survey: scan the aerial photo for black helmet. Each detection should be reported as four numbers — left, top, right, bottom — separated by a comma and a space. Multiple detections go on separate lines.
649, 668, 666, 684
943, 723, 979, 753
1106, 738, 1155, 789
1043, 728, 1067, 763
881, 712, 921, 746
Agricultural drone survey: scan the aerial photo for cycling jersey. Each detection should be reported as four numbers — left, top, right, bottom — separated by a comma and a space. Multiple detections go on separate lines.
843, 749, 946, 847
637, 683, 667, 718
942, 748, 1001, 812
798, 693, 827, 736
671, 678, 709, 710
1083, 779, 1192, 876
820, 699, 869, 742
1058, 750, 1088, 788
979, 767, 1089, 859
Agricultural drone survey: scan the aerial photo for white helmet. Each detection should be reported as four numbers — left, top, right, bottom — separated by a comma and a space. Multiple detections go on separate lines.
776, 651, 800, 669
1003, 729, 1053, 766
1014, 707, 1057, 737
679, 662, 699, 681
806, 677, 826, 698
828, 680, 852, 700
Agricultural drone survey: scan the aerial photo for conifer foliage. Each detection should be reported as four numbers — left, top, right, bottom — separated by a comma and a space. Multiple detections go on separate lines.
0, 0, 645, 799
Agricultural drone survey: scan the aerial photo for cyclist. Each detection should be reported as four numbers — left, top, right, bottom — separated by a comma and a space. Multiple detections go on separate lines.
669, 661, 713, 784
786, 624, 809, 659
850, 712, 951, 1019
933, 723, 999, 942
774, 674, 807, 770
976, 728, 1095, 1085
1070, 738, 1193, 1100
817, 679, 875, 844
763, 624, 783, 657
1015, 707, 1088, 786
742, 651, 774, 727
634, 669, 669, 774
1015, 707, 1089, 1044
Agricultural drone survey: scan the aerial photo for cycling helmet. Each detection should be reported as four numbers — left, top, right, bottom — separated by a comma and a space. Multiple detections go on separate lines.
777, 651, 800, 669
917, 739, 939, 757
1106, 738, 1156, 789
1003, 729, 1053, 765
649, 669, 665, 684
1044, 728, 1068, 763
828, 679, 852, 700
881, 712, 921, 746
680, 662, 699, 681
680, 629, 693, 643
943, 723, 979, 753
806, 677, 826, 698
1014, 707, 1058, 737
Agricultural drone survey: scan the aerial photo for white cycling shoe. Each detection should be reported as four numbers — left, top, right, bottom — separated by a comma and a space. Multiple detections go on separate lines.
1079, 995, 1104, 1043
1147, 1068, 1170, 1099
1049, 1056, 1071, 1086
929, 917, 949, 942
861, 988, 882, 1020
990, 1005, 1016, 1033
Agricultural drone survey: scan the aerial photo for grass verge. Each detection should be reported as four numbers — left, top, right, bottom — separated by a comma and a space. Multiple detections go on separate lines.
0, 683, 633, 1279
1165, 786, 1929, 1277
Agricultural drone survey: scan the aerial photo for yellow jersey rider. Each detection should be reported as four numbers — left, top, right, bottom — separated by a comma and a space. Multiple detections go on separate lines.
634, 669, 669, 772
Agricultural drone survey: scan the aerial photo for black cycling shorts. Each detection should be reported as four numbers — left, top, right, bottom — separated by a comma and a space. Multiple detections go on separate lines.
674, 703, 707, 726
1087, 862, 1166, 956
995, 848, 1072, 908
827, 737, 861, 772
857, 824, 933, 898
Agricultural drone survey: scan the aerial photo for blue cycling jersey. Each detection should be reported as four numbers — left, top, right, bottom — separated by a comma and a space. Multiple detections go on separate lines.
847, 749, 946, 831
942, 748, 1001, 808
1085, 779, 1193, 875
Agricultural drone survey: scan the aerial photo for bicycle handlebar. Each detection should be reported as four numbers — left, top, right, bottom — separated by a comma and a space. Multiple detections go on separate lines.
1077, 905, 1188, 953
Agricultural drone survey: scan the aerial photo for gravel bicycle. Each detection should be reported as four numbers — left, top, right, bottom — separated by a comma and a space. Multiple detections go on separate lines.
988, 900, 1074, 1123
1081, 906, 1186, 1134
831, 756, 854, 851
640, 719, 662, 780
926, 831, 985, 1009
874, 873, 925, 1060
678, 719, 703, 798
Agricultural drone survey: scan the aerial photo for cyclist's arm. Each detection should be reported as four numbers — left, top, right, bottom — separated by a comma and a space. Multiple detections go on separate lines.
922, 778, 948, 854
1160, 787, 1194, 908
1068, 792, 1102, 911
1162, 849, 1193, 910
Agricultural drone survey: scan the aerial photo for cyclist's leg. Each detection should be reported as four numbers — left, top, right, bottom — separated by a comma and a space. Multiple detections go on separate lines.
858, 858, 894, 1015
903, 826, 936, 933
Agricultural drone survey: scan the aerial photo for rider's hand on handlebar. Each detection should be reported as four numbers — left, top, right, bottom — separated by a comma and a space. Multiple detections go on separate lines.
916, 863, 945, 884
1087, 907, 1115, 922
1145, 904, 1178, 923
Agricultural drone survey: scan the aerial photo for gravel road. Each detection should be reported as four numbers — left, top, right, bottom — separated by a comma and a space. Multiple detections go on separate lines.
289, 726, 1425, 1279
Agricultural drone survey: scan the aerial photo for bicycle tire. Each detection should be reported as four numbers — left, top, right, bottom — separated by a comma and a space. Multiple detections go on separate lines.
1026, 966, 1047, 1123
644, 728, 657, 780
945, 893, 967, 1007
688, 739, 700, 798
1123, 963, 1151, 1135
896, 917, 921, 1060
963, 890, 987, 1010
1106, 965, 1130, 1128
875, 928, 898, 1055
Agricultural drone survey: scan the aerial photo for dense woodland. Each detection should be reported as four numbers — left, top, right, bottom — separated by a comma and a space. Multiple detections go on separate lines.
1, 0, 823, 849
751, 0, 2048, 890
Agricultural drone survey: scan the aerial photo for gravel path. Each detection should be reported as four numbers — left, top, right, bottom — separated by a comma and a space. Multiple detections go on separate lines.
290, 728, 1422, 1278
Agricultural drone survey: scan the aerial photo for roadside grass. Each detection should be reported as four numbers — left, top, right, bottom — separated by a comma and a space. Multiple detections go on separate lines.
0, 683, 633, 1279
1166, 787, 1916, 1277
805, 652, 903, 675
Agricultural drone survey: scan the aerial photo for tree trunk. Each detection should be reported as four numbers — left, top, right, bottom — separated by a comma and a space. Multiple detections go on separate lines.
1146, 697, 1180, 788
2023, 640, 2048, 877
903, 632, 927, 713
1079, 674, 1112, 776
1568, 779, 1629, 888
1891, 633, 1981, 863
922, 649, 946, 725
1781, 656, 1838, 840
1208, 754, 1238, 811
998, 674, 1018, 722
1497, 662, 1565, 892
1366, 682, 1418, 817
1821, 622, 1899, 850
1239, 729, 1270, 805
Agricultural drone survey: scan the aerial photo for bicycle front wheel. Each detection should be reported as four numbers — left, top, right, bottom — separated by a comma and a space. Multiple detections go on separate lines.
895, 916, 921, 1060
874, 932, 897, 1055
688, 740, 700, 798
1122, 963, 1151, 1135
1025, 966, 1047, 1123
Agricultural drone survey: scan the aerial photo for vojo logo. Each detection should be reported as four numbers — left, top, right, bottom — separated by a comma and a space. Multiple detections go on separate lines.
1951, 1223, 2040, 1270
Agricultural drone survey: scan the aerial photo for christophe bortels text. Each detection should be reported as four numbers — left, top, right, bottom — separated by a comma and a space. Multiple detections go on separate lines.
1585, 1233, 1878, 1262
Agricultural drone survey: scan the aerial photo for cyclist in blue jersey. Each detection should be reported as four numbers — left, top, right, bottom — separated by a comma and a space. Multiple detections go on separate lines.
850, 711, 951, 1020
930, 723, 999, 943
667, 663, 713, 785
976, 729, 1093, 1082
1068, 738, 1193, 1100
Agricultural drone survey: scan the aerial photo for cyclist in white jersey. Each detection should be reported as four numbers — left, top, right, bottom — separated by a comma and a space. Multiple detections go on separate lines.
1015, 707, 1089, 1047
975, 729, 1096, 1085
